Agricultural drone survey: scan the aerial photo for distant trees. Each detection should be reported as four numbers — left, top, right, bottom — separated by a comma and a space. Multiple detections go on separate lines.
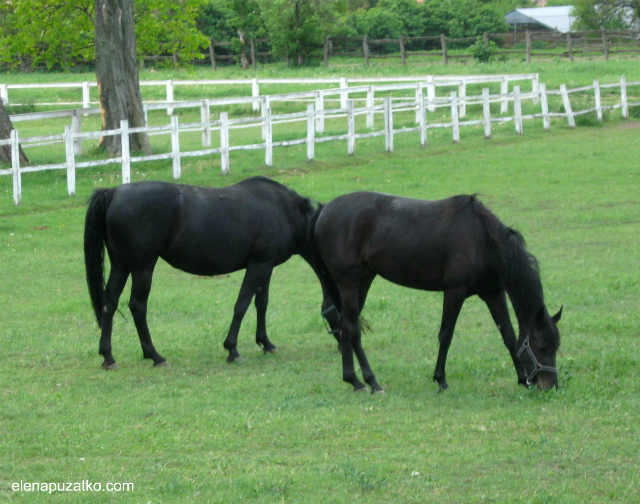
571, 0, 640, 30
8, 0, 628, 71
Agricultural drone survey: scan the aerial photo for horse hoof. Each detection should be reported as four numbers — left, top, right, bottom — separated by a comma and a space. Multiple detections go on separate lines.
227, 355, 241, 363
371, 388, 386, 395
263, 346, 277, 355
102, 362, 119, 371
154, 360, 170, 369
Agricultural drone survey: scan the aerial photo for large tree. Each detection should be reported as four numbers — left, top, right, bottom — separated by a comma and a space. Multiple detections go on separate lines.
0, 101, 29, 166
94, 0, 150, 155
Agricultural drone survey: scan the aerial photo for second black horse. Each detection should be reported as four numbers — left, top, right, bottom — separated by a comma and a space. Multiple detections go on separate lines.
312, 191, 562, 393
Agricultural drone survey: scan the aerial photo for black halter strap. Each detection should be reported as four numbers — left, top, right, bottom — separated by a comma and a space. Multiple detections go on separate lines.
517, 334, 558, 386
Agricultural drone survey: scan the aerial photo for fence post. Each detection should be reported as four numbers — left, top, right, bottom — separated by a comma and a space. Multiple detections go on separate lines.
418, 92, 427, 148
384, 97, 393, 152
261, 95, 270, 139
264, 107, 272, 167
366, 86, 375, 129
347, 100, 355, 156
209, 40, 217, 70
567, 32, 574, 62
500, 76, 509, 113
415, 83, 423, 124
11, 130, 21, 205
82, 81, 91, 114
399, 36, 406, 65
526, 30, 531, 64
171, 115, 181, 178
201, 100, 211, 147
594, 79, 603, 121
440, 34, 448, 65
120, 120, 131, 184
306, 104, 315, 161
71, 109, 82, 155
166, 79, 174, 115
427, 75, 436, 112
252, 78, 260, 112
220, 112, 230, 173
514, 86, 523, 135
323, 37, 330, 67
64, 125, 76, 195
601, 29, 609, 60
450, 91, 460, 143
340, 77, 348, 110
363, 35, 370, 66
560, 84, 576, 128
0, 84, 8, 105
459, 81, 467, 118
620, 76, 628, 119
315, 91, 325, 133
532, 73, 540, 104
482, 88, 492, 139
250, 38, 257, 69
540, 83, 551, 131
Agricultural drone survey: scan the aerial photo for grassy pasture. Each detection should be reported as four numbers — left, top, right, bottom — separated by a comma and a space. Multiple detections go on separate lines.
1, 59, 640, 503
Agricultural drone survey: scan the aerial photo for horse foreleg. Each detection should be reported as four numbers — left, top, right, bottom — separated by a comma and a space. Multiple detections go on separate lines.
480, 290, 527, 386
223, 262, 273, 362
99, 265, 129, 370
254, 270, 277, 354
433, 289, 466, 391
129, 268, 168, 367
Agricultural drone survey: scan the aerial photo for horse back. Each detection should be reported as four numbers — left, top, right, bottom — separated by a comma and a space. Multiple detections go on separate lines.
105, 178, 310, 275
316, 192, 500, 293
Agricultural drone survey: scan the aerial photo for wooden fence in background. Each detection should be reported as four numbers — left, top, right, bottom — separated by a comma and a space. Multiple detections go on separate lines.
200, 30, 640, 69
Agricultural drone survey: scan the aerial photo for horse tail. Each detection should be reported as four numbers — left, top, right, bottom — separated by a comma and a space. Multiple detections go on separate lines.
305, 204, 342, 313
84, 188, 114, 327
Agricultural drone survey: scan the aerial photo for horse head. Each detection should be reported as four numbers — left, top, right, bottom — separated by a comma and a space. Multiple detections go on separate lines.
517, 306, 562, 390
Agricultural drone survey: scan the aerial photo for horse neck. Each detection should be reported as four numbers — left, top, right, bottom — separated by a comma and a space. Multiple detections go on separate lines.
502, 240, 545, 334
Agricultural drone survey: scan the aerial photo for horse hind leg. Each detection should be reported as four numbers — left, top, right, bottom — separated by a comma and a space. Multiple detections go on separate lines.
223, 262, 273, 362
336, 281, 368, 392
99, 265, 130, 370
129, 268, 168, 367
254, 270, 277, 354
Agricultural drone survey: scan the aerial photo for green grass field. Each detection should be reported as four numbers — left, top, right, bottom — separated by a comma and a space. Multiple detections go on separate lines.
1, 58, 640, 502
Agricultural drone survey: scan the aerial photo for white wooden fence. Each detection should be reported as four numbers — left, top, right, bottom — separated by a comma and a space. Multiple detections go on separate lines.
1, 76, 637, 205
1, 74, 539, 111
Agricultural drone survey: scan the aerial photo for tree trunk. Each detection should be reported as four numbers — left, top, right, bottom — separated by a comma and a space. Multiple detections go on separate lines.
0, 100, 29, 166
238, 30, 249, 70
94, 0, 151, 156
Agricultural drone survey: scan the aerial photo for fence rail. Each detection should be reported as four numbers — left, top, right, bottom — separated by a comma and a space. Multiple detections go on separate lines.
1, 76, 638, 205
1, 74, 538, 110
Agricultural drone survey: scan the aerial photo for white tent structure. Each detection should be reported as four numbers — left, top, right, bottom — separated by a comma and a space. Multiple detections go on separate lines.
505, 6, 576, 34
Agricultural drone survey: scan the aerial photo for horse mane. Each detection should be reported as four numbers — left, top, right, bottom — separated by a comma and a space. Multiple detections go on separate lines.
469, 196, 546, 331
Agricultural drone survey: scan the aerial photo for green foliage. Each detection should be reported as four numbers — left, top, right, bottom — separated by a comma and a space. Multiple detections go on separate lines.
471, 36, 497, 63
0, 0, 209, 70
259, 0, 345, 65
571, 0, 640, 30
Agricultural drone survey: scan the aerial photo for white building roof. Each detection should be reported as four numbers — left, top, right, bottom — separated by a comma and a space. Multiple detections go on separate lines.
505, 6, 575, 33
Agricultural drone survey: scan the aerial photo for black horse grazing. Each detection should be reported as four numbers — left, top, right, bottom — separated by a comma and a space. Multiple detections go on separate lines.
84, 176, 335, 369
312, 192, 562, 393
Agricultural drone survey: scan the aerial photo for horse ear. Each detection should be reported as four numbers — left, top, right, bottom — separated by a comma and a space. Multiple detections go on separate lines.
535, 306, 547, 326
552, 306, 563, 323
